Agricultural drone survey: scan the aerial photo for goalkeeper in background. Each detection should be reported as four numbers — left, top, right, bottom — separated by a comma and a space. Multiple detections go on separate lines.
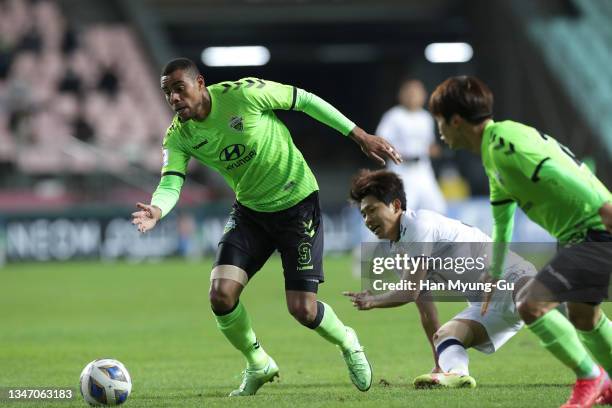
131, 58, 402, 396
429, 75, 612, 408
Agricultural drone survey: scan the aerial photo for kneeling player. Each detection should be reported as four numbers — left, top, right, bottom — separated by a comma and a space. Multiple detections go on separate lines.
345, 169, 535, 389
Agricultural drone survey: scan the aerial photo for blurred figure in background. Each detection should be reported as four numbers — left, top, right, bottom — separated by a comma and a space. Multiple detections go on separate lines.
376, 79, 446, 214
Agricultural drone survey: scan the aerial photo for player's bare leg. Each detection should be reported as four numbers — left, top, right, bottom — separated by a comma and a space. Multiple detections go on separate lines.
414, 319, 483, 389
286, 290, 372, 391
210, 266, 279, 397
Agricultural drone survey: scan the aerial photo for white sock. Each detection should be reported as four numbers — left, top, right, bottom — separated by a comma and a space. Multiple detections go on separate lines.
436, 338, 470, 376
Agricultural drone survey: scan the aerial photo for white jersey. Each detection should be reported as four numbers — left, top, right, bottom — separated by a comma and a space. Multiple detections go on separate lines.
390, 209, 534, 286
376, 107, 434, 161
390, 210, 536, 355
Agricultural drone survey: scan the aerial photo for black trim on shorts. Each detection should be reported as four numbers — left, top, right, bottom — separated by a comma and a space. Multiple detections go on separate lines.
285, 279, 319, 293
162, 171, 186, 180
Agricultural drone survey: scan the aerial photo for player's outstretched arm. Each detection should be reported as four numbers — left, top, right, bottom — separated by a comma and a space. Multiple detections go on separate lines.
132, 172, 184, 233
132, 203, 162, 233
348, 126, 402, 166
290, 88, 402, 166
343, 267, 425, 310
343, 288, 417, 310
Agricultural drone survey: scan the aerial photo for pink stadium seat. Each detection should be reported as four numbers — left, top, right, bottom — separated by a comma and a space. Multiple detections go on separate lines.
3, 0, 171, 176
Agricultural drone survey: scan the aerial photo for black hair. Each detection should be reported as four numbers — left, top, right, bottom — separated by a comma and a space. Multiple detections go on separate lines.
161, 58, 200, 79
349, 169, 407, 210
429, 75, 493, 124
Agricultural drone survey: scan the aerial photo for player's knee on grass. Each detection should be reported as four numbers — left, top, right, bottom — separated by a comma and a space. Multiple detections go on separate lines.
567, 303, 601, 331
286, 291, 319, 327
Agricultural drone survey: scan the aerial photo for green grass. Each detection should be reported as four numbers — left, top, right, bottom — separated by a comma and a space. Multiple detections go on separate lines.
1, 256, 609, 407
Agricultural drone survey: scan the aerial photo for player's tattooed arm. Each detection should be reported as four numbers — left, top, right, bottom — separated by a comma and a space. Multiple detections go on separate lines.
348, 126, 402, 166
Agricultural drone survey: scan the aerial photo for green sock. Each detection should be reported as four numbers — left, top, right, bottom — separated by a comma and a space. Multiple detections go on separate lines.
528, 309, 598, 379
214, 301, 268, 369
314, 302, 350, 350
577, 313, 612, 375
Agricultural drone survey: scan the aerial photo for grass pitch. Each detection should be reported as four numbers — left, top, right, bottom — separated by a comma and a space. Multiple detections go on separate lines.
1, 257, 610, 407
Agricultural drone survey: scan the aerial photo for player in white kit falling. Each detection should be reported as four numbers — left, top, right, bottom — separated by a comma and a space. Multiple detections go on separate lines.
376, 79, 446, 214
346, 169, 535, 388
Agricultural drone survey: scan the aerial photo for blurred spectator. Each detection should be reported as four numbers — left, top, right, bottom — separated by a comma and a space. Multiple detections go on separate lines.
376, 78, 447, 213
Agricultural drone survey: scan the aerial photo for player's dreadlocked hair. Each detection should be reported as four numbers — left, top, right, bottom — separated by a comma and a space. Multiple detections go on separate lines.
349, 169, 407, 210
161, 57, 200, 79
429, 76, 494, 124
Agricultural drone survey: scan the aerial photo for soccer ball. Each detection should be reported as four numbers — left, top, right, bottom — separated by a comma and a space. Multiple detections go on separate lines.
79, 358, 132, 406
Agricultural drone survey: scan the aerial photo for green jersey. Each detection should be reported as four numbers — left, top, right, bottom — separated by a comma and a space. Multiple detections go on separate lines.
151, 78, 356, 215
483, 120, 611, 242
481, 120, 612, 276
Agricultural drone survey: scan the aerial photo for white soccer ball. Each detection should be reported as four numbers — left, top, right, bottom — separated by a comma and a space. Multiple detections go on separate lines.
79, 358, 132, 406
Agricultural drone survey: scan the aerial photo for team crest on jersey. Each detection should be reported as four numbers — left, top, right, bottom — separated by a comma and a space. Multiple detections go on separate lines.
229, 116, 243, 132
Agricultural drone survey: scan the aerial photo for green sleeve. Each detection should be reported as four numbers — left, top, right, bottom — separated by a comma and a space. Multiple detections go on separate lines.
240, 78, 295, 111
489, 178, 516, 278
240, 78, 356, 136
294, 88, 356, 136
151, 174, 184, 218
153, 127, 190, 218
161, 139, 190, 177
537, 160, 610, 213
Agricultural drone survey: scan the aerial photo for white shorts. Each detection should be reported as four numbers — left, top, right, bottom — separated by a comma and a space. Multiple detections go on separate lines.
454, 298, 523, 354
453, 261, 535, 354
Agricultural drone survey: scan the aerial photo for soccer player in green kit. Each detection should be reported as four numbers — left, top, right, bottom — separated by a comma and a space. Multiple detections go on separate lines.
131, 58, 402, 396
428, 75, 612, 408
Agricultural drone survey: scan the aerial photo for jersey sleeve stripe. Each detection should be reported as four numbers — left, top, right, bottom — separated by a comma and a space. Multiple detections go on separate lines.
290, 86, 297, 110
491, 199, 514, 206
162, 171, 186, 180
530, 157, 550, 182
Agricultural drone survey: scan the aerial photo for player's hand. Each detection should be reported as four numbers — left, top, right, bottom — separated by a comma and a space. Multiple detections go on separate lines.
479, 272, 498, 316
599, 202, 612, 233
343, 290, 375, 310
131, 203, 162, 233
348, 126, 402, 166
431, 365, 443, 374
